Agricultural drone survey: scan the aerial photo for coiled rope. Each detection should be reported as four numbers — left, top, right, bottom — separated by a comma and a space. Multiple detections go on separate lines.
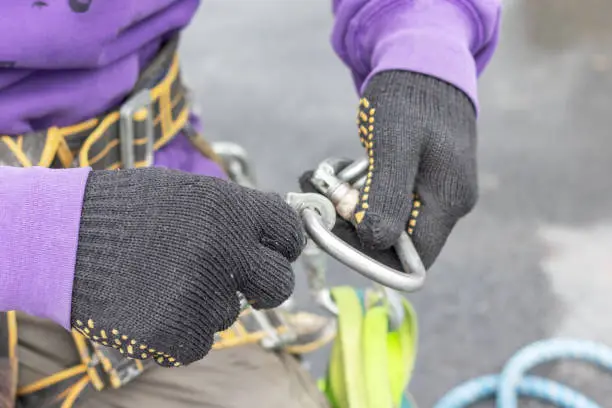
434, 338, 612, 408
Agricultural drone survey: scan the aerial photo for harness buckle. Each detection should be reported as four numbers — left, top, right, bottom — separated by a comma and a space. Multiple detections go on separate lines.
119, 89, 154, 169
110, 359, 145, 387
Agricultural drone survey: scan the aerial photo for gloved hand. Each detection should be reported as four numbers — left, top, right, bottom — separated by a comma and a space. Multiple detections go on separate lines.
70, 168, 304, 367
302, 70, 477, 269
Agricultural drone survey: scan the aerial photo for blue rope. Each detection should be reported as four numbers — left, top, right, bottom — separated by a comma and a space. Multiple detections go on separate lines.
433, 338, 612, 408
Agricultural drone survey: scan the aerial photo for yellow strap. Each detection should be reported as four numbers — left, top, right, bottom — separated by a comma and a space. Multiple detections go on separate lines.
6, 311, 17, 360
77, 113, 121, 168
70, 331, 105, 391
283, 329, 336, 355
17, 364, 87, 396
1, 137, 32, 167
0, 54, 185, 171
59, 375, 90, 408
5, 311, 18, 405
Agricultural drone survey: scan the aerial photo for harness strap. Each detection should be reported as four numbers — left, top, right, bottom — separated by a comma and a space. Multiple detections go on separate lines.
15, 306, 335, 407
0, 312, 17, 408
0, 35, 187, 170
214, 307, 335, 352
16, 369, 90, 408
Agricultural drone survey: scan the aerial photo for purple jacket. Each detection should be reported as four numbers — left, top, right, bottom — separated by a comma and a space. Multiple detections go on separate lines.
0, 0, 501, 329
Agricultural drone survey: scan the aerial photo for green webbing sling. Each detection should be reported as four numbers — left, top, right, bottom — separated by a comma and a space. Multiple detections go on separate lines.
319, 286, 418, 408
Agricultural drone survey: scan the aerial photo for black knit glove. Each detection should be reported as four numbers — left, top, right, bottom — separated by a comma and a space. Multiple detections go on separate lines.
70, 168, 304, 367
302, 71, 477, 269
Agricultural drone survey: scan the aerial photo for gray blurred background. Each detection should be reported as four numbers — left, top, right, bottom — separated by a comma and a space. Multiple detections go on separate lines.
180, 1, 612, 406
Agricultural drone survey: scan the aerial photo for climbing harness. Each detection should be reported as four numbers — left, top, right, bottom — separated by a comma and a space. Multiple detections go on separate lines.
434, 338, 612, 408
0, 35, 187, 170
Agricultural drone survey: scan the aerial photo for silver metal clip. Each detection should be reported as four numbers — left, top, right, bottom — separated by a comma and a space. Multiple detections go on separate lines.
119, 89, 154, 169
288, 157, 427, 293
301, 239, 338, 315
211, 142, 257, 188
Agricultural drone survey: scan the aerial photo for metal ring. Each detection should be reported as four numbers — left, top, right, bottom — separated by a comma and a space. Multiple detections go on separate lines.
336, 157, 369, 182
286, 192, 336, 231
301, 207, 426, 293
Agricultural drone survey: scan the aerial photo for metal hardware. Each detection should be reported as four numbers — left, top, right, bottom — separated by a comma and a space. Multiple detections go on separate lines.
299, 157, 427, 293
301, 239, 338, 315
119, 89, 154, 169
210, 142, 423, 334
212, 143, 296, 350
211, 142, 257, 188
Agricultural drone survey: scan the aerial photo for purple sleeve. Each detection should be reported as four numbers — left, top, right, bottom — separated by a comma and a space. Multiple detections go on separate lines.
0, 166, 90, 329
331, 0, 502, 112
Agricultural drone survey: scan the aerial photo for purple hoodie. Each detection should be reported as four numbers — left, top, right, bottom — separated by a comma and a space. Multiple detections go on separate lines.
0, 0, 501, 329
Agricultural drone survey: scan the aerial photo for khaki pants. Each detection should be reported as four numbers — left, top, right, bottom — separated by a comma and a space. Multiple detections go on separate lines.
16, 313, 329, 408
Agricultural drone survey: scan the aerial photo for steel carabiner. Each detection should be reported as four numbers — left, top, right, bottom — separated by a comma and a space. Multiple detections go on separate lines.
288, 157, 427, 293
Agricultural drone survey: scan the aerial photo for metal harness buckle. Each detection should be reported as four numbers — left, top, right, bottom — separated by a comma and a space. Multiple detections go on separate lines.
119, 89, 154, 169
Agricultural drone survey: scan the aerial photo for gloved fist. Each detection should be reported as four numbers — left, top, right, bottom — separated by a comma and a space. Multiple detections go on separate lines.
70, 168, 304, 366
303, 70, 477, 269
